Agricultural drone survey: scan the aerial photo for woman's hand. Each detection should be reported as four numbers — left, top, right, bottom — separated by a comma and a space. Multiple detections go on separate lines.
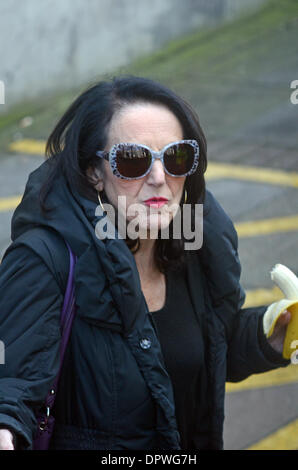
267, 310, 291, 354
0, 429, 15, 450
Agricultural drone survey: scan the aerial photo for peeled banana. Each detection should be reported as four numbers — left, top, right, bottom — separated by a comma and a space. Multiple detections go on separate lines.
263, 263, 298, 360
271, 264, 298, 300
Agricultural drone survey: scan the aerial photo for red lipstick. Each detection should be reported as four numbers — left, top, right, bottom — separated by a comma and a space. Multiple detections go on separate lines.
144, 197, 169, 208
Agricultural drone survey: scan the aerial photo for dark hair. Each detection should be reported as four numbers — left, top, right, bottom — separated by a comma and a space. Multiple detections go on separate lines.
40, 75, 207, 273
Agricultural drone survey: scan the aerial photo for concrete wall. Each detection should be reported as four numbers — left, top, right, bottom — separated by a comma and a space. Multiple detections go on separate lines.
0, 0, 268, 111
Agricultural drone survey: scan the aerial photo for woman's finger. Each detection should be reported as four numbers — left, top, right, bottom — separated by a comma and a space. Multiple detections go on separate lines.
0, 429, 14, 450
277, 310, 291, 326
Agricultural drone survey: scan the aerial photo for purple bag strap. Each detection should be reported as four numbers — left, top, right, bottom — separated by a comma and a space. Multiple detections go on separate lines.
43, 241, 77, 411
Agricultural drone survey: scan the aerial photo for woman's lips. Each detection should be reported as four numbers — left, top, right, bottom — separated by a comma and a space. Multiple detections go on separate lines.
144, 198, 168, 208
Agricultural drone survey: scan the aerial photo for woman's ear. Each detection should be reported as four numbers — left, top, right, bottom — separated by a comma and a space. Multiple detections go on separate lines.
86, 166, 104, 192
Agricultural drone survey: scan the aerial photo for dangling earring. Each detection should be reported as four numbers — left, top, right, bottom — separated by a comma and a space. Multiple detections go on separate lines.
97, 191, 105, 212
184, 188, 188, 204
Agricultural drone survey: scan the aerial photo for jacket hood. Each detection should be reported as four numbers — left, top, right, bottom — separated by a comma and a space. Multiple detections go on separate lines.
11, 159, 146, 336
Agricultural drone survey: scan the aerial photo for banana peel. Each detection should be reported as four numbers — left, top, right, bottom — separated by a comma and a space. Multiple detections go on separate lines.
263, 264, 298, 360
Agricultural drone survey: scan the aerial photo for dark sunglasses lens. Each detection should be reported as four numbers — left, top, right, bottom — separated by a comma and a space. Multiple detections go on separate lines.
115, 145, 152, 178
164, 143, 195, 175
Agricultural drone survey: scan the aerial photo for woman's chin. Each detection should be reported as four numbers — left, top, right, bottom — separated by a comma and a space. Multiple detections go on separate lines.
123, 214, 170, 239
137, 215, 172, 239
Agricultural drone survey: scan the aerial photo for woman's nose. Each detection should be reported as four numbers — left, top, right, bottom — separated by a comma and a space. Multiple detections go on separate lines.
146, 159, 166, 185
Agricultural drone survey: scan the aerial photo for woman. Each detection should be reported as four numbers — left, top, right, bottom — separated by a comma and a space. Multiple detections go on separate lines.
0, 76, 291, 450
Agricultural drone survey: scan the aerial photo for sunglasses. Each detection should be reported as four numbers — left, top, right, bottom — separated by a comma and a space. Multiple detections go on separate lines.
95, 139, 199, 180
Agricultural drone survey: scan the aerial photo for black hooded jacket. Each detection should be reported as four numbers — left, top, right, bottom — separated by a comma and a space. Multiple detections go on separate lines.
0, 159, 289, 450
